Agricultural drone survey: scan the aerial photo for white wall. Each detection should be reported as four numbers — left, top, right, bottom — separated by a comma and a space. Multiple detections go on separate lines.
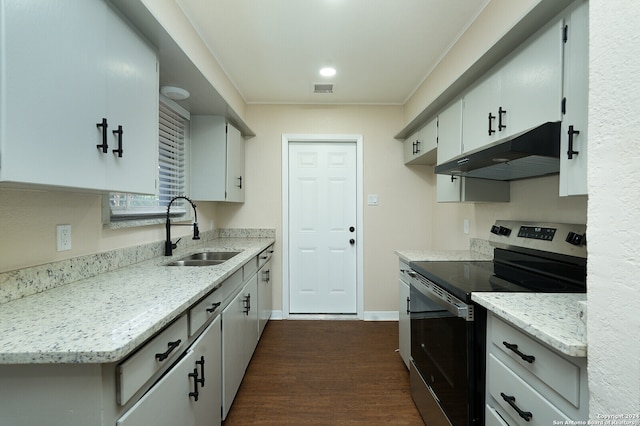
587, 0, 640, 414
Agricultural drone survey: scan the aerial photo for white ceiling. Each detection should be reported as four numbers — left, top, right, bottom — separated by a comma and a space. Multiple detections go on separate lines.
176, 0, 490, 105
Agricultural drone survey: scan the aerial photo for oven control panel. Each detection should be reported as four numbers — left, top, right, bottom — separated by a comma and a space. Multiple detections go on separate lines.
518, 226, 557, 241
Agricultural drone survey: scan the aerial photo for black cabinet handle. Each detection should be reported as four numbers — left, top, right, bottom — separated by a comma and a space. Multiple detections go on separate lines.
503, 341, 535, 363
243, 294, 251, 315
500, 392, 532, 421
349, 239, 355, 245
195, 356, 205, 387
206, 301, 221, 313
415, 140, 420, 154
498, 107, 507, 131
155, 339, 181, 361
488, 112, 496, 135
406, 296, 410, 314
112, 125, 123, 157
567, 125, 580, 159
237, 176, 243, 189
188, 368, 200, 401
96, 118, 108, 153
262, 269, 271, 283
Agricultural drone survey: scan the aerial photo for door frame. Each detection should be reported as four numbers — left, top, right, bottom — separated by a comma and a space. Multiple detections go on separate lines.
281, 134, 364, 320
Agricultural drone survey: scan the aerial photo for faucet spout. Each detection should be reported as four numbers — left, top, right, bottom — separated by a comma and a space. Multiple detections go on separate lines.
165, 196, 200, 256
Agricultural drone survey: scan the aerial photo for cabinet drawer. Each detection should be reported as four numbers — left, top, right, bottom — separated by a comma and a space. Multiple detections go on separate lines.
486, 404, 513, 426
118, 315, 188, 405
488, 354, 568, 425
258, 245, 274, 269
489, 315, 580, 406
243, 256, 258, 280
189, 287, 225, 335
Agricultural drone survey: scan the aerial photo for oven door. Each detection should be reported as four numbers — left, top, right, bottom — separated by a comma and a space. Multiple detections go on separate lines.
409, 272, 480, 426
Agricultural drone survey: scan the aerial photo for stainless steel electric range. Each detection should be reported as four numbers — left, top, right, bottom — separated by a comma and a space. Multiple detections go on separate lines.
404, 220, 587, 426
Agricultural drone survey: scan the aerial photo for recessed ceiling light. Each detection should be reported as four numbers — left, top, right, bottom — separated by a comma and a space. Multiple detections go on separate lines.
319, 67, 336, 77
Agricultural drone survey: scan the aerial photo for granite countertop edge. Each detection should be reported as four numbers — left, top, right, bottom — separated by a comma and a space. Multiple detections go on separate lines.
472, 292, 587, 358
0, 237, 275, 365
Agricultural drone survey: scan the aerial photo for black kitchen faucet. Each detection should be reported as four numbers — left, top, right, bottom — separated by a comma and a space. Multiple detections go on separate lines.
165, 196, 200, 256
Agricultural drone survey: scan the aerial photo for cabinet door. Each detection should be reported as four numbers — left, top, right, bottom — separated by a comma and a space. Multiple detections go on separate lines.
222, 288, 248, 419
437, 100, 463, 202
398, 278, 410, 369
500, 19, 564, 139
258, 258, 273, 337
403, 130, 420, 164
462, 72, 501, 154
560, 0, 588, 196
0, 0, 107, 189
192, 316, 222, 426
404, 119, 437, 165
243, 274, 259, 360
225, 123, 245, 202
104, 5, 159, 194
117, 349, 197, 426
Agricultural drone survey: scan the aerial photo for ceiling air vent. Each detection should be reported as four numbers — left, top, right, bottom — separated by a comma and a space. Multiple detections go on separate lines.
313, 83, 334, 94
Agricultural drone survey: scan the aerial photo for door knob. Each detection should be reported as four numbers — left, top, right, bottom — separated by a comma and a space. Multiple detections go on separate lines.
349, 226, 355, 232
349, 239, 355, 245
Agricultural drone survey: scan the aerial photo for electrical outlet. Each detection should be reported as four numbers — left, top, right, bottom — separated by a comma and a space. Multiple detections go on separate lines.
56, 224, 72, 251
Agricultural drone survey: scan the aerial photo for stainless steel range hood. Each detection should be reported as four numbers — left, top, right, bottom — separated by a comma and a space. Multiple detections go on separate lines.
434, 121, 561, 181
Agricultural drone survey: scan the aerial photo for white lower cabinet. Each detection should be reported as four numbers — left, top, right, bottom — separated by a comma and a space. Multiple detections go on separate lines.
258, 249, 274, 337
117, 316, 222, 426
485, 313, 588, 425
222, 274, 259, 419
398, 261, 411, 369
117, 349, 197, 426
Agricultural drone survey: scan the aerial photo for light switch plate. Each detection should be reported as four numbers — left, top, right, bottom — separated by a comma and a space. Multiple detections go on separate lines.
56, 224, 72, 251
367, 194, 379, 206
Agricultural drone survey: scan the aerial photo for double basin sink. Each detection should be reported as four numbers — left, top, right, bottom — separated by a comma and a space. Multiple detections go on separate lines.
165, 251, 241, 267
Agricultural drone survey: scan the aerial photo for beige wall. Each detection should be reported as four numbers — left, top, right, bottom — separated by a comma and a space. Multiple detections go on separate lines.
215, 104, 434, 312
0, 188, 218, 272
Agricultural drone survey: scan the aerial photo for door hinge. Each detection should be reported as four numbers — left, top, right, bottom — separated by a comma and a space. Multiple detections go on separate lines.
562, 97, 567, 115
563, 24, 568, 43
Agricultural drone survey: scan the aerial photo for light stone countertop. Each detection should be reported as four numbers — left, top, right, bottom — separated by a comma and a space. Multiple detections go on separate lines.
472, 292, 587, 357
395, 249, 492, 263
0, 237, 274, 365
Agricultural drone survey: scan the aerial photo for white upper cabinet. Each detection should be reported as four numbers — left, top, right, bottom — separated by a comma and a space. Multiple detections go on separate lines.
190, 116, 245, 202
437, 100, 510, 203
462, 19, 564, 154
403, 118, 438, 165
0, 0, 158, 194
560, 0, 588, 196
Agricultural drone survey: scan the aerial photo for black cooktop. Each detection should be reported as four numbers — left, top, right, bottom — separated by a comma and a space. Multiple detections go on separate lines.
409, 259, 586, 303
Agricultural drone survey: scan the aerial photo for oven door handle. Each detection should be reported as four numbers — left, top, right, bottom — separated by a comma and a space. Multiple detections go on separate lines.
411, 275, 471, 320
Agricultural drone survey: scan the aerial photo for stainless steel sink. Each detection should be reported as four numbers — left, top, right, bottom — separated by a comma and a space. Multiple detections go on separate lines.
165, 251, 241, 267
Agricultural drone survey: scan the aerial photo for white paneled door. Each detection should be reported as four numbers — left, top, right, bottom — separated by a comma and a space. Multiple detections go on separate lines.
289, 142, 357, 314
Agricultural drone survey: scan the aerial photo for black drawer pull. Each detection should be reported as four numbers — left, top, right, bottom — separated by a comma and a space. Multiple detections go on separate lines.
501, 392, 532, 421
195, 356, 205, 387
488, 112, 496, 135
96, 118, 108, 153
188, 368, 200, 401
567, 125, 580, 159
206, 302, 222, 313
498, 107, 507, 131
502, 341, 535, 363
155, 339, 181, 361
112, 125, 123, 157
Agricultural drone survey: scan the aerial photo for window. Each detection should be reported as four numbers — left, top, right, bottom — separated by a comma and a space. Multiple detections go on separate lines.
107, 96, 190, 222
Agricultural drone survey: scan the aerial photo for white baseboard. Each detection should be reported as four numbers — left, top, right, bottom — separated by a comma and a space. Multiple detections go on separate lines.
269, 310, 398, 321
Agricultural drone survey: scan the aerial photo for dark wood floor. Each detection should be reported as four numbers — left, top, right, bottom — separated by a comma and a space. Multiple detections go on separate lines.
223, 320, 424, 425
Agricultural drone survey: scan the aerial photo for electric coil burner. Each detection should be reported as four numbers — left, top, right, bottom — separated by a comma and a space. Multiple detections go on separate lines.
405, 220, 587, 426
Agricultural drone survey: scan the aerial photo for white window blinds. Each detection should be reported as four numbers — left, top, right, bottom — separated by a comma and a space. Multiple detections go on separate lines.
109, 98, 188, 219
